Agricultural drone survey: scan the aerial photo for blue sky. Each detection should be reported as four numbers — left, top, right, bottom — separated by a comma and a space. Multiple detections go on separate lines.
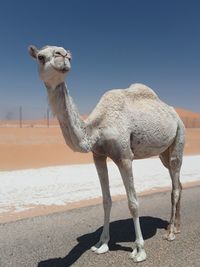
0, 0, 200, 119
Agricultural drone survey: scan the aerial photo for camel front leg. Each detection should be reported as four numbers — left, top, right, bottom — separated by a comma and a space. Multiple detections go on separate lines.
118, 159, 147, 262
91, 154, 112, 254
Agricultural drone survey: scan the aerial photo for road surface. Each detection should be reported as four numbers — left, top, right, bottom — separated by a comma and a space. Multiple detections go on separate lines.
1, 186, 200, 267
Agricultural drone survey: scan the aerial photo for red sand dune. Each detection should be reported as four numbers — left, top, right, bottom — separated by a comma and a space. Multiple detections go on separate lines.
175, 108, 200, 128
175, 108, 200, 118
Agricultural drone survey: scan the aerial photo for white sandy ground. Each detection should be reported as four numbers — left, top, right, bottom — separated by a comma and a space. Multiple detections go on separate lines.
0, 155, 199, 214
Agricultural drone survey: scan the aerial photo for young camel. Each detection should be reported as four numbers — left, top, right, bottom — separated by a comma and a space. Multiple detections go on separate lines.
28, 45, 185, 262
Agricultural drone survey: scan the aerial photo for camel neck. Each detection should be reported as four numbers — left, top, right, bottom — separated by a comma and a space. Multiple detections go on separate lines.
46, 82, 92, 152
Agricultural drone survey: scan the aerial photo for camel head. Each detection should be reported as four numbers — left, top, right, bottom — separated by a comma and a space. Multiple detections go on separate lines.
28, 45, 72, 89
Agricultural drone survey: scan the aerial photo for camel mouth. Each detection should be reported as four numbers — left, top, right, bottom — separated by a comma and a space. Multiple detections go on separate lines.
57, 68, 69, 74
50, 63, 70, 74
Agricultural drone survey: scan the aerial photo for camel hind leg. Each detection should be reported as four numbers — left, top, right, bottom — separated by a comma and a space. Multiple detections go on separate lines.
159, 122, 185, 241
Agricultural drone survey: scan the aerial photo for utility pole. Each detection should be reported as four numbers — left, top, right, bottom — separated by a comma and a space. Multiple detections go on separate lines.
19, 106, 22, 128
47, 107, 50, 128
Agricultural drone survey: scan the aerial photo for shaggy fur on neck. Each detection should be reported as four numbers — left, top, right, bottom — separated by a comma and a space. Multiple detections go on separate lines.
46, 83, 93, 152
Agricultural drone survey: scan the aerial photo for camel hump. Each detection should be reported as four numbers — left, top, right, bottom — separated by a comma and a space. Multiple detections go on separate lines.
127, 83, 159, 100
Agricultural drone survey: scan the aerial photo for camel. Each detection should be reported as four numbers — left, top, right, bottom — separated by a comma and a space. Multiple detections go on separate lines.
28, 45, 185, 262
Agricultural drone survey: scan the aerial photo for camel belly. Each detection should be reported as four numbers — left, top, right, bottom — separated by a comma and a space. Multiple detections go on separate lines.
130, 123, 177, 159
132, 144, 171, 159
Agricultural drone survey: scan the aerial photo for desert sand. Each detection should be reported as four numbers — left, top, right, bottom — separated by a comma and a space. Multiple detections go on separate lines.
0, 127, 199, 171
0, 107, 200, 171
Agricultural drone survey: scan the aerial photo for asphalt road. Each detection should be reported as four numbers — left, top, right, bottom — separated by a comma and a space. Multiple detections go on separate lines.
1, 186, 200, 267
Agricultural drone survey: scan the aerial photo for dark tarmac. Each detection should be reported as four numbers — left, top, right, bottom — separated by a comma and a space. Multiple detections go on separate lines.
1, 186, 200, 267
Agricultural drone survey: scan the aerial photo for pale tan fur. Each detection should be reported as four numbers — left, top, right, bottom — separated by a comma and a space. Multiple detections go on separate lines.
28, 45, 185, 262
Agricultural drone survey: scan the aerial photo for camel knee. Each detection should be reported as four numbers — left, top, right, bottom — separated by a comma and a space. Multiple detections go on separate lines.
170, 156, 182, 170
128, 199, 139, 218
171, 189, 181, 204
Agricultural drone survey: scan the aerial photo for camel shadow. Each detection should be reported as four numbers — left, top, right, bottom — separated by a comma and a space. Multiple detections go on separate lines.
37, 216, 168, 267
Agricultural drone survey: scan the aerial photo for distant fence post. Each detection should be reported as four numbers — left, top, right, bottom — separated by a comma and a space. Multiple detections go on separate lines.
47, 107, 50, 128
19, 106, 22, 128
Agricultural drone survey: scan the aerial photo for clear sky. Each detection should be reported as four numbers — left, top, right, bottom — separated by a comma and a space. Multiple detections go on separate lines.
0, 0, 200, 119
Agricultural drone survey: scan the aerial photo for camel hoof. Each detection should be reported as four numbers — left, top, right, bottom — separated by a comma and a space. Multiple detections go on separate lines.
91, 243, 109, 254
163, 232, 176, 241
174, 227, 181, 234
130, 248, 147, 262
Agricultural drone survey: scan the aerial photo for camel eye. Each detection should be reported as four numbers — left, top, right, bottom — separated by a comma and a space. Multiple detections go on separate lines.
55, 51, 62, 56
38, 54, 45, 63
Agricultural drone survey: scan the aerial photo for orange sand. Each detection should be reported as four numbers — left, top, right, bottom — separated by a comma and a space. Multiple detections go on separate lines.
0, 107, 199, 171
0, 127, 93, 171
0, 127, 199, 171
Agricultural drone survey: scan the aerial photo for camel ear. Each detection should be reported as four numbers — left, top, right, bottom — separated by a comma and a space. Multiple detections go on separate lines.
66, 50, 72, 61
28, 45, 38, 59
